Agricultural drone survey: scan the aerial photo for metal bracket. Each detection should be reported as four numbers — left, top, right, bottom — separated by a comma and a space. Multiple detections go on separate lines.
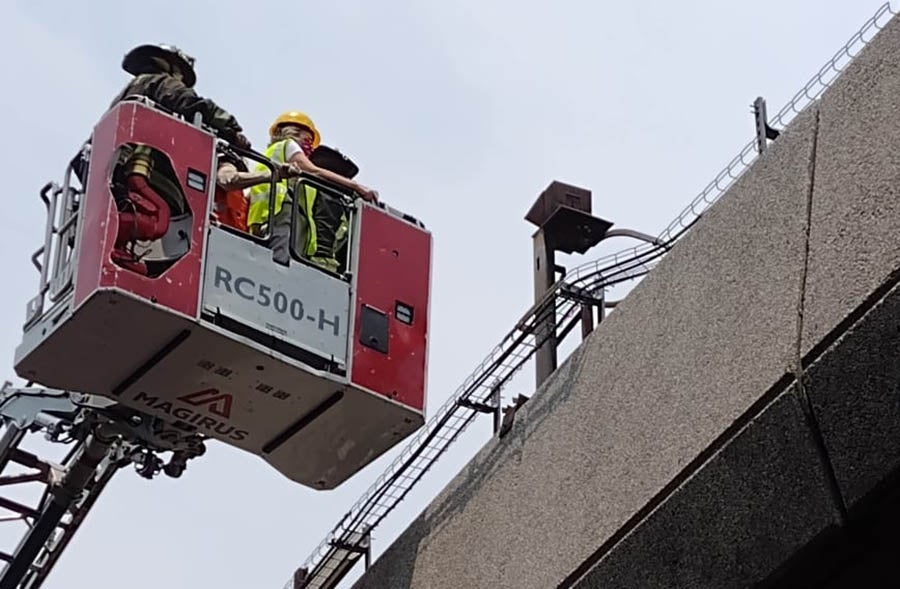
24, 294, 43, 327
457, 399, 495, 413
558, 284, 604, 307
0, 383, 121, 424
0, 384, 80, 429
753, 96, 781, 153
330, 536, 372, 570
459, 385, 503, 434
299, 528, 373, 588
499, 394, 531, 438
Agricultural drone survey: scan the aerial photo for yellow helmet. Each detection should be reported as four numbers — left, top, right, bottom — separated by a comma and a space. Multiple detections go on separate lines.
269, 111, 321, 148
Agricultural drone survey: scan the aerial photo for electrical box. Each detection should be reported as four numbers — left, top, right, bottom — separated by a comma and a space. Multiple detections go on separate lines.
525, 181, 593, 228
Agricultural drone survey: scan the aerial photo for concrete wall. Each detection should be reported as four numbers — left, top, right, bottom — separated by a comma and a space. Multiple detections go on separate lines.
353, 13, 900, 589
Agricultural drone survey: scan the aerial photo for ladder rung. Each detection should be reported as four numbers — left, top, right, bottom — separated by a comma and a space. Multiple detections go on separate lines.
0, 496, 41, 519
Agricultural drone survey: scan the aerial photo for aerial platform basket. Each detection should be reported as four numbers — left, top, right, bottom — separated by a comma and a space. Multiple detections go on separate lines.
13, 100, 432, 490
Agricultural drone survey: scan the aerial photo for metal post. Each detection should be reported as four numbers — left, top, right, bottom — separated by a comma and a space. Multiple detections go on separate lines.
753, 96, 781, 154
754, 96, 769, 154
580, 305, 594, 339
525, 180, 613, 388
491, 386, 502, 435
582, 289, 606, 339
533, 229, 557, 388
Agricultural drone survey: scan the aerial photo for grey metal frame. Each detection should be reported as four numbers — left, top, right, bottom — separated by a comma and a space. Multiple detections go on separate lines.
0, 383, 207, 589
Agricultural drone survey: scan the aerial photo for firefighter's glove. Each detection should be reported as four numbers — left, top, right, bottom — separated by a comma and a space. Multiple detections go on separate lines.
233, 132, 252, 150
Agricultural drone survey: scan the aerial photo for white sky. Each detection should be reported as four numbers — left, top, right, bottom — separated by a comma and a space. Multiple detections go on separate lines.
0, 1, 891, 588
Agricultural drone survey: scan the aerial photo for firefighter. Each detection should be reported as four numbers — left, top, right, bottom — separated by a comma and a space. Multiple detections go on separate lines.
106, 43, 251, 273
111, 43, 250, 149
247, 111, 378, 267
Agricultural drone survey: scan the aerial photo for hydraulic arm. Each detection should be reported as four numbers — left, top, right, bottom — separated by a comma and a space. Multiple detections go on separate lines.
0, 384, 206, 589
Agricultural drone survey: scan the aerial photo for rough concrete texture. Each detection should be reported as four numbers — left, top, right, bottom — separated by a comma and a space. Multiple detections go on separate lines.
350, 14, 900, 589
570, 390, 840, 589
354, 105, 820, 589
802, 15, 900, 355
353, 345, 593, 589
758, 279, 900, 588
806, 278, 900, 510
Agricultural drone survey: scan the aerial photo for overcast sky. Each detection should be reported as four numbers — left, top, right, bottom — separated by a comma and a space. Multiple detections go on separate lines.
0, 1, 892, 588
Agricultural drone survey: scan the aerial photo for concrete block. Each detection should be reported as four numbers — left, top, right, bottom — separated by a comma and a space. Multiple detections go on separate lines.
802, 15, 900, 354
570, 391, 841, 589
354, 107, 818, 589
806, 278, 900, 510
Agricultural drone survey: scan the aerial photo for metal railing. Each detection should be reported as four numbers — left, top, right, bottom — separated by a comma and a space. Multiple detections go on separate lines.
26, 148, 88, 327
281, 2, 896, 585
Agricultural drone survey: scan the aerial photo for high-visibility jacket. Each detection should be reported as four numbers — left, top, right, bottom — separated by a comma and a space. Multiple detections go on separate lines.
294, 183, 349, 274
248, 140, 350, 272
247, 140, 292, 228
